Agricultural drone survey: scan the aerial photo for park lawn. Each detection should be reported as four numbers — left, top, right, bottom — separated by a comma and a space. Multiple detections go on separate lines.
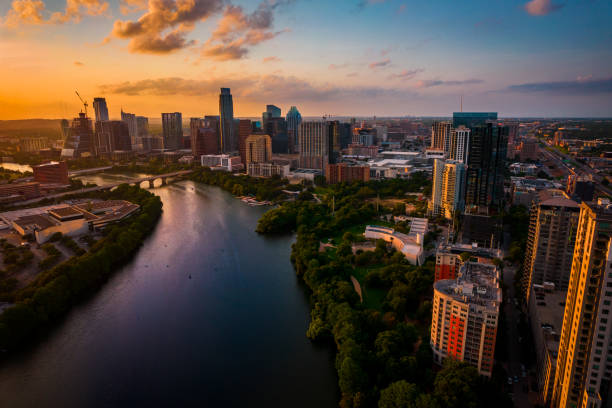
353, 265, 387, 311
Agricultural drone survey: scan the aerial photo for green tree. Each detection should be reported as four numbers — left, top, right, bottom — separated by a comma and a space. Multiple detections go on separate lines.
378, 381, 419, 408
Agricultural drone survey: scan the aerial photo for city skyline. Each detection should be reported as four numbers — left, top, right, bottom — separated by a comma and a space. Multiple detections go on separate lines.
1, 0, 611, 119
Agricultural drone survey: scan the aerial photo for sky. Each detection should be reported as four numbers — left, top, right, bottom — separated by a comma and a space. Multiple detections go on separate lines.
0, 0, 611, 119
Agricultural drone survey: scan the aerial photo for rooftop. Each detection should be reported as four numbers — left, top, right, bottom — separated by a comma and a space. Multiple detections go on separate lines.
434, 261, 502, 310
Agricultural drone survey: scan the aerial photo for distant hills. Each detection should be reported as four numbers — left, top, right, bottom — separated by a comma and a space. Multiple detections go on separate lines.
0, 119, 63, 139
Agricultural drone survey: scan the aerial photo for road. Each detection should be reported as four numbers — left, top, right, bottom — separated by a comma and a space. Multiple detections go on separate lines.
540, 144, 612, 197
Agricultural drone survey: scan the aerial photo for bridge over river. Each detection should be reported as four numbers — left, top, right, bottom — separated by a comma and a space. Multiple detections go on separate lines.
9, 170, 194, 206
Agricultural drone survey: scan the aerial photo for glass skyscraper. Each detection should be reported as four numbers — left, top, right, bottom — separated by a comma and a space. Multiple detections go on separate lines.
93, 97, 109, 123
286, 106, 302, 153
219, 88, 234, 153
452, 112, 497, 128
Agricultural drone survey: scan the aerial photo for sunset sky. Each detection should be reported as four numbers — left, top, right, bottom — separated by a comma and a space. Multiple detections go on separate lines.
1, 0, 611, 119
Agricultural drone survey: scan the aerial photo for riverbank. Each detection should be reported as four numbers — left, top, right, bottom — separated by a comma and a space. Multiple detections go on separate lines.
0, 184, 163, 353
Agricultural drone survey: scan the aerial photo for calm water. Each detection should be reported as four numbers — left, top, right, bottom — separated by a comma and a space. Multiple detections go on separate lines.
0, 180, 338, 407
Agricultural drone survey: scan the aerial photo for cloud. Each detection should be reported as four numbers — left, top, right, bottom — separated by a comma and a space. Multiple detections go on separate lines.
415, 78, 484, 88
329, 63, 349, 70
107, 0, 225, 54
201, 2, 290, 60
74, 61, 84, 66
369, 58, 391, 69
347, 72, 359, 77
506, 76, 612, 94
98, 74, 416, 102
524, 0, 564, 16
263, 56, 280, 63
119, 0, 147, 15
2, 0, 108, 27
388, 68, 424, 81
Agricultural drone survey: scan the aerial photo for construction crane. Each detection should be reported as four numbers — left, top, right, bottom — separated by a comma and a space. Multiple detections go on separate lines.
75, 90, 88, 116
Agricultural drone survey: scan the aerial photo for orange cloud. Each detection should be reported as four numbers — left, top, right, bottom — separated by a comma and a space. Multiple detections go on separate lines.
2, 0, 109, 27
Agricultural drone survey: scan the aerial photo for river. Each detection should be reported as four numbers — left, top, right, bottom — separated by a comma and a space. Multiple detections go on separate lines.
0, 178, 338, 407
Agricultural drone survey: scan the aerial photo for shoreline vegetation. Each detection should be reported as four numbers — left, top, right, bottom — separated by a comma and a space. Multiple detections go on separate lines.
188, 167, 512, 408
0, 184, 163, 355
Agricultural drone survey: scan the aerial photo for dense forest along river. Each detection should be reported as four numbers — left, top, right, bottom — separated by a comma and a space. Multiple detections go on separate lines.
0, 180, 338, 407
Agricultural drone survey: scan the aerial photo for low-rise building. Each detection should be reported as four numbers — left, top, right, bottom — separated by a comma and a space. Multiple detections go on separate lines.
431, 261, 501, 377
32, 161, 69, 186
0, 182, 41, 203
201, 154, 242, 172
247, 160, 290, 178
364, 224, 425, 265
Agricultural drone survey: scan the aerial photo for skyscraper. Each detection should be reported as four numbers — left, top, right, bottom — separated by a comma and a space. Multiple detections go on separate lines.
431, 121, 451, 151
62, 112, 94, 158
136, 116, 149, 138
94, 121, 132, 155
121, 109, 137, 149
92, 97, 109, 123
265, 105, 281, 118
452, 112, 498, 128
430, 160, 466, 219
190, 118, 218, 157
286, 106, 302, 153
161, 112, 183, 150
219, 88, 234, 153
464, 123, 508, 212
448, 126, 470, 163
298, 121, 329, 172
521, 196, 580, 301
327, 120, 341, 164
551, 200, 612, 408
238, 119, 252, 165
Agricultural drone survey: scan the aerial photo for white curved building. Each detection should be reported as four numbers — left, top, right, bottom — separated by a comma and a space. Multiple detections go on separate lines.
364, 224, 425, 265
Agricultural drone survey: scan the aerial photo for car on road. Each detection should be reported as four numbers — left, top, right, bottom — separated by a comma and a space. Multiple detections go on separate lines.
514, 376, 519, 383
507, 377, 513, 385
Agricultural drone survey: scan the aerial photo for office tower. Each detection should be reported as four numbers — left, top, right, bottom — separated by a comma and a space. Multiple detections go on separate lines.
298, 121, 329, 172
219, 88, 234, 153
521, 196, 580, 301
373, 125, 388, 143
238, 119, 252, 165
266, 105, 281, 118
245, 134, 272, 165
431, 121, 451, 151
62, 112, 94, 158
121, 110, 138, 149
506, 121, 519, 146
452, 112, 498, 128
339, 122, 352, 149
161, 112, 183, 150
94, 121, 132, 154
448, 126, 470, 163
464, 123, 508, 213
520, 140, 538, 161
326, 163, 370, 184
265, 117, 288, 154
190, 118, 218, 157
286, 106, 302, 153
136, 116, 149, 138
431, 261, 501, 377
551, 200, 612, 408
92, 97, 109, 122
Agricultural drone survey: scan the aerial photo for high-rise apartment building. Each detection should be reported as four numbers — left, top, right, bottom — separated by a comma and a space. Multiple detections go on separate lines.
464, 123, 508, 212
62, 112, 94, 158
298, 121, 330, 173
431, 261, 501, 377
448, 126, 471, 163
219, 88, 234, 153
121, 110, 137, 149
521, 196, 580, 301
551, 200, 612, 408
430, 159, 466, 219
92, 98, 109, 123
286, 106, 302, 153
161, 112, 183, 150
452, 112, 498, 128
245, 134, 272, 165
431, 121, 451, 151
